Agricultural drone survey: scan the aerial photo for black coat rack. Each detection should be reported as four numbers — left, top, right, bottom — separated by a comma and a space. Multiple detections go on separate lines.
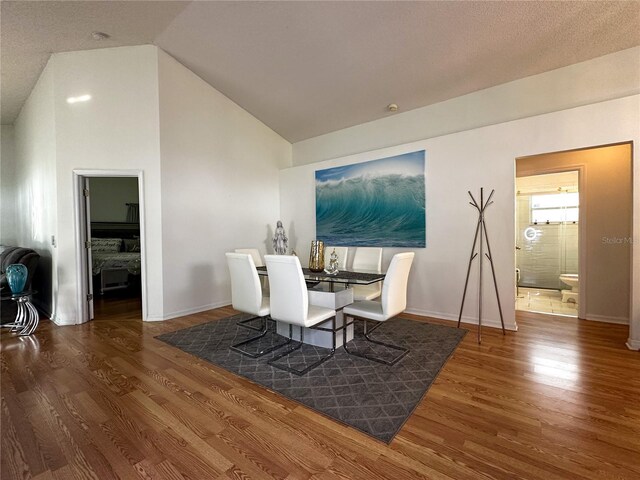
457, 188, 506, 343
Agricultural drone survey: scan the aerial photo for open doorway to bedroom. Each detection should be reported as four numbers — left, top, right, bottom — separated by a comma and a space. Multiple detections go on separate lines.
74, 170, 146, 323
89, 177, 142, 320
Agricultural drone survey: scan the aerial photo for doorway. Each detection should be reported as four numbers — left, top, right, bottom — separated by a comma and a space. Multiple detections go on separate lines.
516, 171, 580, 317
73, 170, 147, 323
515, 143, 633, 325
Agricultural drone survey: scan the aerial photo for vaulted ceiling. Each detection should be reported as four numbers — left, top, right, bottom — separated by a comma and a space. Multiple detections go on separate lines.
2, 1, 639, 142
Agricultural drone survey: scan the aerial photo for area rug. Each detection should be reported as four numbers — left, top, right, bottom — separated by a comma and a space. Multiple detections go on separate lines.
156, 314, 466, 443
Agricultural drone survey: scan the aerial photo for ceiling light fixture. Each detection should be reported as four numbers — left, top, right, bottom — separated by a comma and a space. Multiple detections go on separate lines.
91, 31, 110, 41
67, 94, 92, 104
387, 103, 398, 112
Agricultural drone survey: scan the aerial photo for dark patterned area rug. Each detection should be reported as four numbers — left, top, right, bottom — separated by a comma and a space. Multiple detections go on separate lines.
156, 314, 466, 443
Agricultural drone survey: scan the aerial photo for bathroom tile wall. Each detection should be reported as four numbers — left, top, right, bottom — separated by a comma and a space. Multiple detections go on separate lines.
516, 196, 579, 290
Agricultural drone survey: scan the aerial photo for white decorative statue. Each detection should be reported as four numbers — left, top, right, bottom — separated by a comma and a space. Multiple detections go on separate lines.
272, 220, 288, 255
324, 248, 340, 275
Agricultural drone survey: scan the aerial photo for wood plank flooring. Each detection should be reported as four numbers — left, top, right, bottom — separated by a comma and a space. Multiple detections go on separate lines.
2, 306, 639, 479
92, 290, 142, 321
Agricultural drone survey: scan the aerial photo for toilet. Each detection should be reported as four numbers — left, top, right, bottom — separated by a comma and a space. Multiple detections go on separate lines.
559, 274, 579, 304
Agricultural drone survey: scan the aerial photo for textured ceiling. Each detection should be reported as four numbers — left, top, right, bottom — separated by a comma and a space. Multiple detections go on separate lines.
2, 1, 639, 142
0, 1, 190, 123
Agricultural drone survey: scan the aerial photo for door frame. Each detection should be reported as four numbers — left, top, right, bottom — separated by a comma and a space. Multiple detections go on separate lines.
73, 169, 147, 323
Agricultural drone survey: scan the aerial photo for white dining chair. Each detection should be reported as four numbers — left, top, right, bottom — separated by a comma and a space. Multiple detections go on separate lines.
351, 247, 383, 301
234, 248, 264, 267
226, 252, 288, 357
235, 248, 268, 318
324, 246, 348, 270
264, 254, 337, 375
343, 252, 415, 365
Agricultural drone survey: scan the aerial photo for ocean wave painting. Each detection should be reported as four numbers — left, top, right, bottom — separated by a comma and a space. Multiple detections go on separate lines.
315, 150, 426, 247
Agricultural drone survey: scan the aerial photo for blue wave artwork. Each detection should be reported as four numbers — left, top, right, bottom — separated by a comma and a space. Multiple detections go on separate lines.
315, 150, 426, 247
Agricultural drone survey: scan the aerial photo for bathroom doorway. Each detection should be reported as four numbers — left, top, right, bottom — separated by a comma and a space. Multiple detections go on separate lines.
515, 171, 580, 317
515, 143, 633, 325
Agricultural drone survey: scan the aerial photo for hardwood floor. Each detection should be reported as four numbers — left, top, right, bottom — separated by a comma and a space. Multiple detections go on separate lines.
2, 307, 639, 479
92, 288, 142, 321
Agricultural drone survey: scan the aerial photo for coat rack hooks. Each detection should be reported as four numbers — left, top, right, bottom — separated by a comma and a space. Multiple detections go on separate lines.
457, 187, 506, 343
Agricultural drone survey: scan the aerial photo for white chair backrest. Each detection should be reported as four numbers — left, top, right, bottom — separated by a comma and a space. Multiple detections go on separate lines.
264, 255, 308, 324
226, 252, 263, 314
325, 246, 348, 270
353, 247, 382, 273
234, 248, 264, 267
381, 252, 415, 319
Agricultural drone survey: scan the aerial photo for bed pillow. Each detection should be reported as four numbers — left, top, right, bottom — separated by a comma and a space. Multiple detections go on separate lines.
123, 238, 140, 252
92, 238, 122, 253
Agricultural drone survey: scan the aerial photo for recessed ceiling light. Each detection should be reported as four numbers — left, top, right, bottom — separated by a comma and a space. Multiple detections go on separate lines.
67, 94, 92, 104
387, 103, 398, 112
91, 31, 110, 41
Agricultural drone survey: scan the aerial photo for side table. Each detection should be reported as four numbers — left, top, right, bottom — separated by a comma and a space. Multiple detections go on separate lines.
1, 290, 39, 336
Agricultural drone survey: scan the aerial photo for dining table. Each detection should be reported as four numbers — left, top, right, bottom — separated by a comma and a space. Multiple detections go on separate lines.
256, 266, 386, 348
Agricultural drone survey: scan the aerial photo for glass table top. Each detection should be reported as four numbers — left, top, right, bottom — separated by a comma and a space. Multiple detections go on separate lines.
256, 266, 384, 285
0, 289, 37, 301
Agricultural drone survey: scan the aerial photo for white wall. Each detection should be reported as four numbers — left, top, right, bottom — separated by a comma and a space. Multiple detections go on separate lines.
11, 44, 291, 325
281, 96, 640, 336
157, 50, 291, 319
89, 177, 140, 222
1, 125, 17, 245
52, 46, 164, 324
10, 63, 58, 318
293, 47, 640, 166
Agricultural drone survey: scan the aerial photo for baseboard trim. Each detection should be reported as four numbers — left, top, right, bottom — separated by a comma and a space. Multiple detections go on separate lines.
404, 307, 518, 331
146, 300, 230, 322
27, 298, 83, 326
49, 316, 78, 326
626, 338, 640, 351
584, 314, 629, 325
32, 301, 74, 326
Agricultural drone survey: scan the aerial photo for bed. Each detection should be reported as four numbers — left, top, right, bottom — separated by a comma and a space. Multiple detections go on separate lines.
90, 235, 141, 294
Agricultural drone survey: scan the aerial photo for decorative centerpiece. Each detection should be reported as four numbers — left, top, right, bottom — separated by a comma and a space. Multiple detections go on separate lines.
324, 248, 339, 275
272, 220, 288, 255
6, 263, 28, 294
308, 240, 325, 272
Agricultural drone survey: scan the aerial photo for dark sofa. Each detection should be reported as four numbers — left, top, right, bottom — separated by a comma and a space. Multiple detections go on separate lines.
1, 246, 40, 324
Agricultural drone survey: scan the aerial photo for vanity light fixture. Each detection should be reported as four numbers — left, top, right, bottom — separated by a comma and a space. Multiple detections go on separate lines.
66, 94, 92, 104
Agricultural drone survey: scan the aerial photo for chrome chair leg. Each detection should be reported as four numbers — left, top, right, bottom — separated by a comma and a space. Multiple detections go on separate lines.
230, 316, 290, 358
268, 317, 337, 376
237, 315, 266, 331
343, 317, 409, 366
